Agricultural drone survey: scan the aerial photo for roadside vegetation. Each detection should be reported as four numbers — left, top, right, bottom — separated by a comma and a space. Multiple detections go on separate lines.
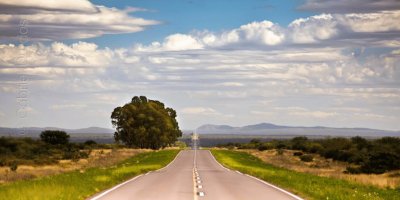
0, 131, 117, 168
0, 131, 186, 183
217, 136, 400, 174
212, 149, 400, 200
248, 149, 399, 189
0, 149, 179, 200
0, 147, 147, 184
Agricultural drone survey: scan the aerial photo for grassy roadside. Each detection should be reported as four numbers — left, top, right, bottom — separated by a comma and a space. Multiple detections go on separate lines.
211, 149, 400, 200
1, 149, 148, 184
0, 149, 179, 200
247, 149, 400, 189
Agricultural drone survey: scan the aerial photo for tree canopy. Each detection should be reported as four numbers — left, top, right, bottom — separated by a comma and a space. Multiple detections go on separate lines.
40, 130, 70, 145
111, 96, 182, 149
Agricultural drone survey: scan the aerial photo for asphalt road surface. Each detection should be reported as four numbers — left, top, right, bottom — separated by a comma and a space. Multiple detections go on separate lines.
89, 150, 302, 200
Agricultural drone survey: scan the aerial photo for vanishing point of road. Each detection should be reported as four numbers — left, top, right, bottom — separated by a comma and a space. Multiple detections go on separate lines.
89, 150, 303, 200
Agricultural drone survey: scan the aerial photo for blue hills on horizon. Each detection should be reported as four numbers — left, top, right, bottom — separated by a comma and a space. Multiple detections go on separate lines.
0, 122, 399, 138
196, 123, 400, 137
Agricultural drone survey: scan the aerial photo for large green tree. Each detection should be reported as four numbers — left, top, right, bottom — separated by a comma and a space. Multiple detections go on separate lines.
111, 96, 182, 149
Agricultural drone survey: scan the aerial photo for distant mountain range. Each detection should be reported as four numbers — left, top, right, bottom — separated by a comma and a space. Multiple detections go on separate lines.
1, 123, 399, 140
0, 126, 114, 137
0, 127, 115, 143
196, 123, 400, 137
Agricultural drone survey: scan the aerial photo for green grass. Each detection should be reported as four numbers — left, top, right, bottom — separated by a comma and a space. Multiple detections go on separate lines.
211, 149, 400, 200
0, 149, 179, 200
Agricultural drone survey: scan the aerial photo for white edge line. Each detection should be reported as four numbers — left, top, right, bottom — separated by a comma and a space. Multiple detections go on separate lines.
244, 174, 304, 200
89, 174, 143, 200
156, 150, 182, 172
208, 150, 303, 200
207, 150, 230, 171
90, 150, 182, 200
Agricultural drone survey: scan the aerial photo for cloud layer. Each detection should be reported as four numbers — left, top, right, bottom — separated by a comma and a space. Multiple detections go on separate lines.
133, 10, 400, 51
299, 0, 400, 13
0, 0, 159, 40
0, 1, 399, 130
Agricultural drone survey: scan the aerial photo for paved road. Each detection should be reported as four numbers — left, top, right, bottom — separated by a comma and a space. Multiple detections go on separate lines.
90, 150, 302, 200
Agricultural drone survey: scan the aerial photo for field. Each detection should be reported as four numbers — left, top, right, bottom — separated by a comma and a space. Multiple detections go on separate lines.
0, 149, 179, 200
211, 149, 400, 200
247, 149, 400, 189
0, 148, 148, 183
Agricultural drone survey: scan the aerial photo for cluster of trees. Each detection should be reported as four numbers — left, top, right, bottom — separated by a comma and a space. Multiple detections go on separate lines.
0, 131, 99, 169
1, 96, 182, 170
111, 96, 182, 149
40, 130, 70, 145
217, 136, 400, 174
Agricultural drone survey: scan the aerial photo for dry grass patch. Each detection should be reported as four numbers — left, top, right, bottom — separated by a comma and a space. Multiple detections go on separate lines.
0, 148, 148, 184
246, 149, 400, 189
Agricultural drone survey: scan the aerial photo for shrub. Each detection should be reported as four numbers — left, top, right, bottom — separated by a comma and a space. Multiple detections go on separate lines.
79, 151, 89, 159
346, 166, 362, 174
276, 142, 287, 149
308, 143, 323, 153
227, 145, 235, 150
84, 140, 97, 146
291, 136, 308, 151
300, 154, 313, 162
293, 152, 303, 156
174, 141, 187, 149
62, 146, 83, 161
40, 130, 70, 145
10, 161, 18, 172
258, 143, 273, 151
33, 157, 57, 165
250, 139, 261, 144
336, 150, 354, 162
360, 151, 400, 174
351, 136, 369, 150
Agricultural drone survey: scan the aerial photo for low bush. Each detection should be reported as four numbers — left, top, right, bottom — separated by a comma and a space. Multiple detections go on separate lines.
10, 162, 18, 172
258, 143, 273, 151
83, 140, 97, 146
300, 154, 313, 162
293, 152, 303, 156
345, 166, 362, 174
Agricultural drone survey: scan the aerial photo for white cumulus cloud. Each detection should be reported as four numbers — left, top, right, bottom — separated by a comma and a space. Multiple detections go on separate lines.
0, 0, 159, 40
289, 14, 338, 43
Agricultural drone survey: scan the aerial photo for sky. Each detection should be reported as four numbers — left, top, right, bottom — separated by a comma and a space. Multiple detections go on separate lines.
0, 0, 399, 131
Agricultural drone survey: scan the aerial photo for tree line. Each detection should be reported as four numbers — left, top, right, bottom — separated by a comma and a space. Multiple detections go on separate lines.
217, 136, 400, 174
0, 130, 100, 170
